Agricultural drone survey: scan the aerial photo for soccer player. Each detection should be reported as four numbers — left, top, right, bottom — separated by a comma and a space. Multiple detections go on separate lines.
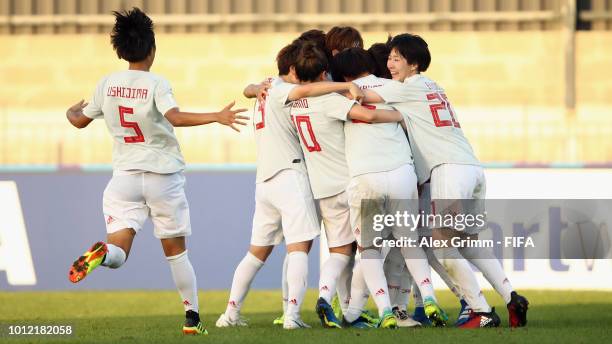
65, 8, 248, 335
290, 42, 444, 328
361, 33, 529, 328
329, 47, 447, 328
216, 41, 365, 330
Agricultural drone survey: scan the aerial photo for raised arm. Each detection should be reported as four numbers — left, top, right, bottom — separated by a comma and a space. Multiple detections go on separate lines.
165, 101, 249, 132
288, 82, 363, 102
347, 104, 402, 123
66, 100, 94, 129
243, 79, 272, 101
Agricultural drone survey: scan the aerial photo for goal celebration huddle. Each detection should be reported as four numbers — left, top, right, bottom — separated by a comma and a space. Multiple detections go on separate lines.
65, 7, 529, 335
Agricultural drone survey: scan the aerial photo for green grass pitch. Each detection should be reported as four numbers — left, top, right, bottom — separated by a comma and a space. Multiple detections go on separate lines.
1, 290, 611, 343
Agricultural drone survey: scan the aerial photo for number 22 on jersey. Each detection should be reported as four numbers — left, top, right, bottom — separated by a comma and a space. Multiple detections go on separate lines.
118, 106, 145, 143
427, 93, 460, 128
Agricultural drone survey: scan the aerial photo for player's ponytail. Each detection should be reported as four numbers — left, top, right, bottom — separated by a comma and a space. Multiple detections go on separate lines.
294, 41, 329, 82
111, 7, 156, 63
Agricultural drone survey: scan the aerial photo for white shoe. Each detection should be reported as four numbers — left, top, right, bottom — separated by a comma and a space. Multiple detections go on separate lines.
393, 307, 422, 328
215, 313, 248, 327
283, 316, 311, 329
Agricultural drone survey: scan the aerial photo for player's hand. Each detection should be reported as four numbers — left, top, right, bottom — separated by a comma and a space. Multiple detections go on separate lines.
218, 101, 249, 132
256, 80, 272, 103
67, 99, 88, 117
347, 82, 364, 104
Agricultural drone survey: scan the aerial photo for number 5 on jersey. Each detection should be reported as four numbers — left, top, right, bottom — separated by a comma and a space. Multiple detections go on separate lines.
118, 106, 145, 143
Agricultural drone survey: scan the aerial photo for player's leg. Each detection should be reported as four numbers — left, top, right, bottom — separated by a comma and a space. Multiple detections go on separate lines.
274, 169, 320, 329
346, 174, 396, 328
146, 172, 206, 335
273, 253, 289, 326
316, 192, 354, 328
388, 164, 447, 327
218, 179, 282, 327
342, 254, 377, 328
430, 164, 500, 328
69, 174, 146, 283
335, 247, 355, 316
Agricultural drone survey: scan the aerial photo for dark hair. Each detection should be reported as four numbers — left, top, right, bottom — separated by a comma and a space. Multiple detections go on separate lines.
388, 34, 431, 72
294, 42, 329, 82
296, 29, 327, 53
276, 42, 301, 76
368, 40, 392, 79
325, 26, 363, 54
110, 7, 155, 63
331, 48, 373, 82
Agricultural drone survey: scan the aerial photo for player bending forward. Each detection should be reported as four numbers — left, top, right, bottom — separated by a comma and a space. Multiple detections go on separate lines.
362, 33, 529, 328
65, 8, 247, 335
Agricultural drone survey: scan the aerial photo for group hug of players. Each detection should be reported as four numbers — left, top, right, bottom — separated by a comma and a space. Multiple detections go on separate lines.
65, 8, 528, 335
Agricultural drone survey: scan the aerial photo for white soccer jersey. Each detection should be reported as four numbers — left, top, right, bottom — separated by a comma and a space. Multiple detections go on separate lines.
253, 77, 307, 183
344, 74, 413, 177
290, 93, 354, 199
373, 74, 480, 184
83, 70, 185, 174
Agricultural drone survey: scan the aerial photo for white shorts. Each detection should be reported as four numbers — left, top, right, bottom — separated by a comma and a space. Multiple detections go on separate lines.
428, 163, 486, 234
251, 169, 320, 246
103, 172, 191, 239
346, 164, 419, 247
317, 191, 355, 248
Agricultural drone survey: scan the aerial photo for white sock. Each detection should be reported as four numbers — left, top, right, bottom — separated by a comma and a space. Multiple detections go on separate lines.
286, 251, 308, 319
360, 249, 391, 316
384, 247, 405, 308
101, 243, 126, 268
336, 254, 354, 314
397, 270, 413, 310
434, 247, 490, 312
400, 246, 436, 301
319, 253, 351, 303
460, 247, 514, 304
344, 257, 370, 323
282, 254, 289, 313
412, 281, 423, 308
425, 248, 463, 299
166, 250, 199, 313
225, 252, 264, 318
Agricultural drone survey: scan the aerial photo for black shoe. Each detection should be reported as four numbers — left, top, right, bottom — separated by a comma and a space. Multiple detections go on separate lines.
507, 291, 529, 328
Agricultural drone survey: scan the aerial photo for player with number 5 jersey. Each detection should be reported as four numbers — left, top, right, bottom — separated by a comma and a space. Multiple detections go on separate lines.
64, 8, 248, 336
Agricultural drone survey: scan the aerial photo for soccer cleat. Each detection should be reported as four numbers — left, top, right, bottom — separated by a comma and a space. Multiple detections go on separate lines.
455, 299, 472, 326
68, 241, 108, 283
272, 314, 284, 326
342, 314, 377, 329
424, 297, 448, 327
315, 297, 342, 328
457, 308, 501, 329
377, 309, 398, 329
507, 291, 529, 327
359, 310, 379, 326
392, 307, 422, 328
331, 294, 343, 320
183, 310, 208, 335
215, 313, 248, 327
283, 316, 311, 330
413, 306, 432, 326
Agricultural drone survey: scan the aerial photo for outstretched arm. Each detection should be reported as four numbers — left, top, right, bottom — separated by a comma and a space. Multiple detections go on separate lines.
243, 79, 272, 101
288, 82, 364, 102
165, 101, 249, 132
347, 104, 402, 123
66, 99, 94, 129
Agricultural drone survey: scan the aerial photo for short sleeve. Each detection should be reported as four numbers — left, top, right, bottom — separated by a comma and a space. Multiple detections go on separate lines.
323, 93, 356, 121
268, 80, 296, 106
82, 77, 107, 119
373, 80, 420, 103
155, 78, 179, 115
